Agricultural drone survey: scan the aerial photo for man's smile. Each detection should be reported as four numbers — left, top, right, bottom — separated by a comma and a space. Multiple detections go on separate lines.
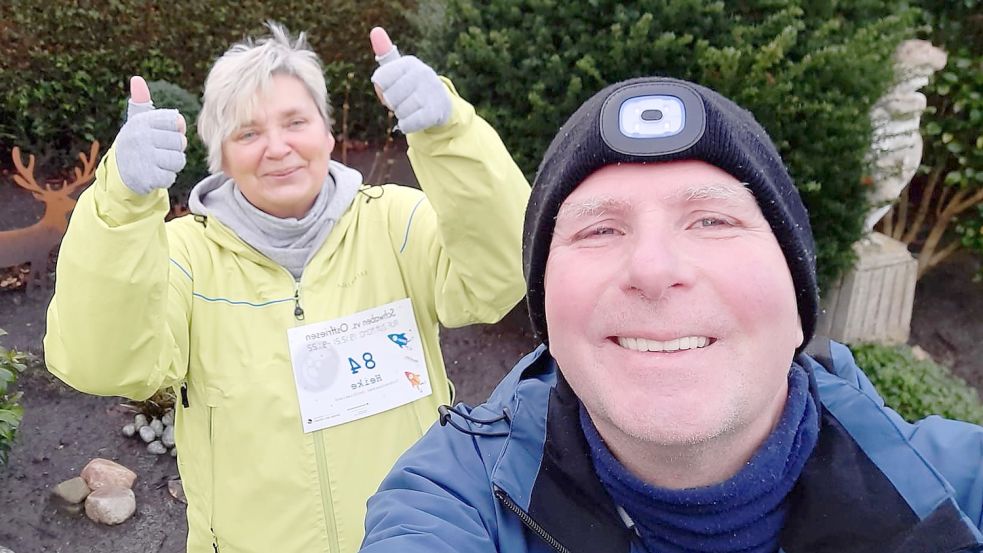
614, 335, 715, 352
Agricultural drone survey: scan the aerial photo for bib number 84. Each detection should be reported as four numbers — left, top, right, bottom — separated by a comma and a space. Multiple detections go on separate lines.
349, 352, 377, 374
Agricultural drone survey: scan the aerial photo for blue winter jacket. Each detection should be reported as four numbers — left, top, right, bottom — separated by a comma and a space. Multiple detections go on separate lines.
361, 341, 983, 553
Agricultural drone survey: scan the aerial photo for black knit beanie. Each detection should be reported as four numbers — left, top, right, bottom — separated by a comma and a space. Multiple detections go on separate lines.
523, 77, 818, 351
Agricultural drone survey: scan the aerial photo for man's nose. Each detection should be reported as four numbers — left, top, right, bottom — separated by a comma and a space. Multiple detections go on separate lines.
622, 228, 694, 301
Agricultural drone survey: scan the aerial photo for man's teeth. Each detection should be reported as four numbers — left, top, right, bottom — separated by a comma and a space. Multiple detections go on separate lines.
617, 336, 709, 352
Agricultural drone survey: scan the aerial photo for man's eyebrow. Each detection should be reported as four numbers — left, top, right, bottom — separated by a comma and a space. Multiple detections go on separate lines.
672, 183, 755, 204
556, 196, 633, 220
556, 183, 755, 220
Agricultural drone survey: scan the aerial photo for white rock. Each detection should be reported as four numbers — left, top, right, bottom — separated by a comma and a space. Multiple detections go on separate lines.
138, 425, 156, 443
121, 423, 136, 438
912, 345, 933, 362
170, 447, 178, 458
134, 414, 148, 428
0, 546, 15, 553
84, 486, 136, 525
147, 441, 167, 455
162, 409, 175, 427
161, 425, 176, 448
80, 458, 137, 491
149, 418, 164, 438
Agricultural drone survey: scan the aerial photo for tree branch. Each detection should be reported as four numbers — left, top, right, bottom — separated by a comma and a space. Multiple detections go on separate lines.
903, 164, 944, 245
918, 188, 970, 279
952, 187, 983, 215
929, 239, 962, 268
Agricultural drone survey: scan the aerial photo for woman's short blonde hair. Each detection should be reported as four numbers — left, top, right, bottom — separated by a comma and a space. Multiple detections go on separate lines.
197, 21, 332, 173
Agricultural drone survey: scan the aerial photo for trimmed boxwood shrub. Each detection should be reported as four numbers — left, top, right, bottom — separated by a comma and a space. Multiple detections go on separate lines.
415, 0, 916, 289
0, 1, 417, 172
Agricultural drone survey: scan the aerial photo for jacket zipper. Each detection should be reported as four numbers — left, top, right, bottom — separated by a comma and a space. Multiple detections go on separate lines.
210, 405, 219, 551
314, 437, 338, 553
293, 280, 305, 320
288, 272, 338, 551
494, 486, 570, 553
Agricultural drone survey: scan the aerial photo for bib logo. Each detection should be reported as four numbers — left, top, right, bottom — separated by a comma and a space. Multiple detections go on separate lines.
405, 371, 425, 392
296, 344, 339, 392
388, 332, 411, 349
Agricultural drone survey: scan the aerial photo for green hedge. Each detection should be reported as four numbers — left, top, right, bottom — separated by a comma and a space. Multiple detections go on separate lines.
415, 0, 916, 289
0, 0, 417, 173
853, 342, 983, 425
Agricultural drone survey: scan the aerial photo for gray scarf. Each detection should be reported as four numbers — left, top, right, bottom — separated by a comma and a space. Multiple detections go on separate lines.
188, 161, 363, 278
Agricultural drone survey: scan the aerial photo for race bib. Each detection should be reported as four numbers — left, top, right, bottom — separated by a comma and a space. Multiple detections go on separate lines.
286, 298, 432, 432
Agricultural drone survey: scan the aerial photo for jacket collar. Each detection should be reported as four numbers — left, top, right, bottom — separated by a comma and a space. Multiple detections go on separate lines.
488, 349, 634, 553
782, 408, 983, 553
525, 372, 635, 552
189, 192, 360, 273
783, 353, 983, 553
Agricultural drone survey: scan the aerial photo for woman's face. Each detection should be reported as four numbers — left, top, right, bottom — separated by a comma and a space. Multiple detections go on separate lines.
221, 74, 335, 219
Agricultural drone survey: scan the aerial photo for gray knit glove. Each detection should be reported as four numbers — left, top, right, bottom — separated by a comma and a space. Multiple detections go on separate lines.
114, 83, 187, 195
371, 41, 452, 134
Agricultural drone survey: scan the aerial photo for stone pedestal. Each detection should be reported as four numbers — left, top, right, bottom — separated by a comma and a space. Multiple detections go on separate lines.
817, 232, 917, 345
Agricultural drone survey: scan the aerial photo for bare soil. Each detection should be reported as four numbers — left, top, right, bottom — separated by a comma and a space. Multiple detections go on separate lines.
908, 251, 983, 387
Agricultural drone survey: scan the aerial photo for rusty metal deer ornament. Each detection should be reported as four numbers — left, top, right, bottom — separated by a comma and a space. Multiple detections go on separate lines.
2, 141, 99, 293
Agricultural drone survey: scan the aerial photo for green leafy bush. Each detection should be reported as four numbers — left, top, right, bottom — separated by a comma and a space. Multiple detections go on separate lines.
0, 1, 417, 172
956, 203, 983, 281
415, 0, 915, 289
921, 53, 983, 199
0, 330, 28, 467
852, 342, 983, 424
910, 0, 983, 278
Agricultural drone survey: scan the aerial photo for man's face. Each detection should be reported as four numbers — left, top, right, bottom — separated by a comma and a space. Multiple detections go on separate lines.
544, 160, 803, 451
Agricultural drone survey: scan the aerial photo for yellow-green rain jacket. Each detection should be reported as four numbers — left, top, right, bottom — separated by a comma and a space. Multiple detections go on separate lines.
44, 86, 529, 553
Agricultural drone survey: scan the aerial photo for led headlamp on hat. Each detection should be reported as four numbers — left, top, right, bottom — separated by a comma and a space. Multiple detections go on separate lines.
522, 77, 819, 353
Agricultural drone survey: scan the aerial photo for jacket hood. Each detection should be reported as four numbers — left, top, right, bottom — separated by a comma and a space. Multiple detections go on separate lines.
187, 161, 364, 220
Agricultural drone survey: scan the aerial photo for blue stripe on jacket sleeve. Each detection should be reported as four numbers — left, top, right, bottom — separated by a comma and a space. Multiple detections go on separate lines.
400, 197, 426, 254
170, 258, 193, 281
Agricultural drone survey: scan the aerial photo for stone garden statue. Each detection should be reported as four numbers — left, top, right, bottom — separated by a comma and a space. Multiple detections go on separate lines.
863, 39, 947, 233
